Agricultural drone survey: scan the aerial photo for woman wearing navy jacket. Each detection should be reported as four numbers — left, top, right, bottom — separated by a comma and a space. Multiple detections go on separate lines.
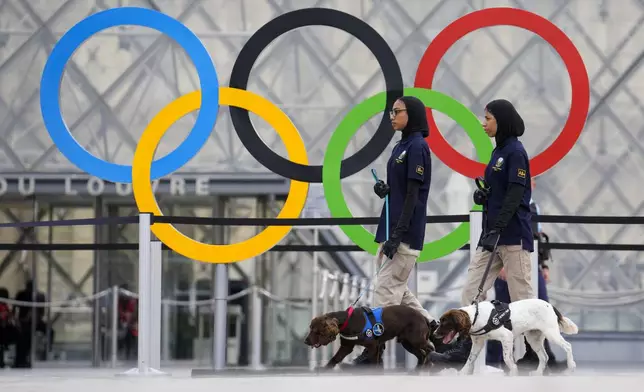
353, 96, 436, 366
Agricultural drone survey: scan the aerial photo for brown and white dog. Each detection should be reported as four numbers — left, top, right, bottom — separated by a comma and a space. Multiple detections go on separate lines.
304, 304, 438, 370
434, 298, 578, 376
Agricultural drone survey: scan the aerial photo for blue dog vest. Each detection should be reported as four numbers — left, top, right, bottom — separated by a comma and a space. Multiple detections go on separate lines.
361, 307, 385, 339
340, 306, 385, 341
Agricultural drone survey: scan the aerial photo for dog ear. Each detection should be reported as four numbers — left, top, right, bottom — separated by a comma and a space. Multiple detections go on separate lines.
452, 310, 472, 337
324, 318, 340, 336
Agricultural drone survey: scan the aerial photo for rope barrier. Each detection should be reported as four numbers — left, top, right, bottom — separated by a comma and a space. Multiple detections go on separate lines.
0, 276, 639, 310
1, 214, 643, 230
153, 214, 469, 226
0, 214, 640, 253
0, 286, 310, 309
0, 216, 138, 229
1, 242, 641, 252
0, 289, 112, 307
258, 288, 311, 309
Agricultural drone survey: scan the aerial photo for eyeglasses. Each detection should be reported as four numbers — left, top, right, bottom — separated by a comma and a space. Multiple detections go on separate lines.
389, 108, 407, 118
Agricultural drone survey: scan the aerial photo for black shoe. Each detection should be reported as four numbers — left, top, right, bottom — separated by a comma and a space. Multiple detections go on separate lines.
435, 336, 472, 364
353, 348, 371, 366
352, 345, 385, 367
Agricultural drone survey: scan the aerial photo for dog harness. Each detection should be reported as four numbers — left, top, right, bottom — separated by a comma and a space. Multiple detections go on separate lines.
470, 300, 512, 336
339, 306, 385, 341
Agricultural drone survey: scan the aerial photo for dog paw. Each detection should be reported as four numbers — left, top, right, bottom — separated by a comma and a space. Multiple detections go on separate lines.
507, 367, 519, 377
529, 370, 544, 377
564, 361, 577, 374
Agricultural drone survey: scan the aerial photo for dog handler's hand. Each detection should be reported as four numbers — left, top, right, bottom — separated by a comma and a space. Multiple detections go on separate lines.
373, 180, 390, 199
480, 229, 500, 252
382, 232, 402, 259
473, 189, 488, 205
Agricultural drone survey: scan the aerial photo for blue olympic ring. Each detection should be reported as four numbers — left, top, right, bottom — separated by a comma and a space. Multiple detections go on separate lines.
39, 7, 220, 184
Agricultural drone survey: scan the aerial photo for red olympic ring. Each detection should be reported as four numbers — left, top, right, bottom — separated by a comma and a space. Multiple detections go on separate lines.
414, 7, 590, 179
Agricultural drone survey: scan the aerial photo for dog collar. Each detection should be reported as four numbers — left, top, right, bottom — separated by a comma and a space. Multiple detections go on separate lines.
339, 306, 354, 332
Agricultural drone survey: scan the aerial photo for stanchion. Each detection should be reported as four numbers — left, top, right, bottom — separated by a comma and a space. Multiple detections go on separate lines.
339, 273, 352, 364
213, 264, 228, 370
367, 279, 375, 306
347, 275, 360, 362
162, 301, 170, 362
150, 241, 162, 369
111, 285, 119, 368
319, 269, 330, 364
469, 210, 486, 372
309, 228, 320, 370
359, 278, 368, 306
329, 272, 341, 355
350, 276, 359, 302
120, 214, 166, 376
250, 285, 264, 370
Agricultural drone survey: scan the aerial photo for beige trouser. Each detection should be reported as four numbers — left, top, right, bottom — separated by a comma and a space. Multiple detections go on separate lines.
373, 242, 435, 322
461, 244, 534, 306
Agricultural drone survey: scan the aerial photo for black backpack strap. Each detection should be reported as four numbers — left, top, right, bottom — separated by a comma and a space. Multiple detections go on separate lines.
491, 300, 513, 331
471, 300, 513, 335
362, 306, 378, 326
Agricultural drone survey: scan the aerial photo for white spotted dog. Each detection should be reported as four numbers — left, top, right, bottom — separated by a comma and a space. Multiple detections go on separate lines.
434, 298, 578, 376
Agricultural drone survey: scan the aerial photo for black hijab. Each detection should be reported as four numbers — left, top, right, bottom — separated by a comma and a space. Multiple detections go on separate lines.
398, 96, 429, 138
485, 99, 525, 146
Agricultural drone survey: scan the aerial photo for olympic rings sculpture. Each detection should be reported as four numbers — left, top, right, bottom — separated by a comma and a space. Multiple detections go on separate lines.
39, 6, 590, 264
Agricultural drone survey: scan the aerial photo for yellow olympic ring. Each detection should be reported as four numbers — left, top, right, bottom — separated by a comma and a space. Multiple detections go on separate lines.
131, 87, 309, 263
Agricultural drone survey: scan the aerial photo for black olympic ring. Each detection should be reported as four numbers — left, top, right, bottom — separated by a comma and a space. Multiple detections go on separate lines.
229, 7, 404, 183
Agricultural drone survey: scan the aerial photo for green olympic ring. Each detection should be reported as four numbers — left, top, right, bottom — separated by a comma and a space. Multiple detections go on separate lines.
322, 87, 494, 262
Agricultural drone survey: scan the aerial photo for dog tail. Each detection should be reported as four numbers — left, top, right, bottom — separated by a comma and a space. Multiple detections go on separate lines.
553, 305, 579, 335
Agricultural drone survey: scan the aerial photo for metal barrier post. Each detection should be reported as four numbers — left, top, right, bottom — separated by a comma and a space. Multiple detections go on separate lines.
136, 213, 152, 373
250, 285, 264, 370
319, 269, 330, 364
367, 279, 374, 306
359, 278, 368, 306
330, 272, 341, 355
213, 264, 228, 370
111, 285, 119, 368
339, 273, 351, 364
309, 228, 320, 370
162, 302, 170, 362
340, 274, 350, 310
469, 210, 485, 372
120, 213, 165, 376
150, 241, 162, 369
347, 275, 360, 362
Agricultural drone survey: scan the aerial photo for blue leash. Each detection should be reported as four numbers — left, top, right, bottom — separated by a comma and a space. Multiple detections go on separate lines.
349, 169, 390, 307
